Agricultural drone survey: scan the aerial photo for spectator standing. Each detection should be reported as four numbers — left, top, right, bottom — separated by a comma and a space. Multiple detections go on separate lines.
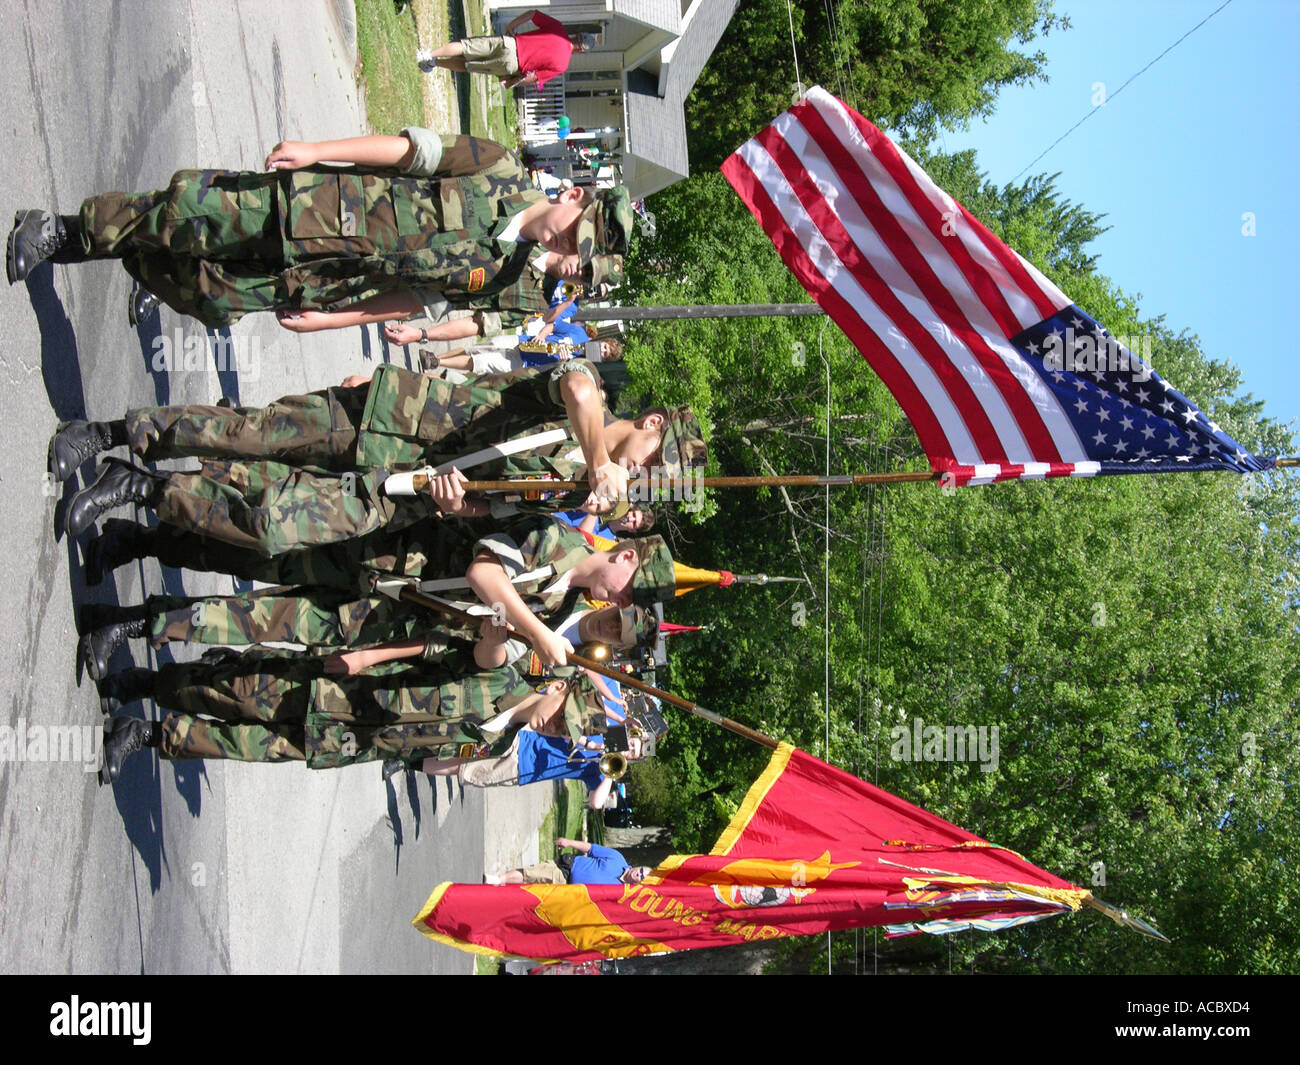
419, 8, 595, 91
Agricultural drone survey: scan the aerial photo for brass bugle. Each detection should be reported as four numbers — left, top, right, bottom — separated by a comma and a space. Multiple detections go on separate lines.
599, 752, 627, 779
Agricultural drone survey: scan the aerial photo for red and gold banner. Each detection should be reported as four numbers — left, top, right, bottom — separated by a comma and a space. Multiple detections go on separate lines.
413, 744, 1090, 961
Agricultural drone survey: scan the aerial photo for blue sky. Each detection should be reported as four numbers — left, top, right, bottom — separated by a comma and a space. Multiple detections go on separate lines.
930, 0, 1299, 443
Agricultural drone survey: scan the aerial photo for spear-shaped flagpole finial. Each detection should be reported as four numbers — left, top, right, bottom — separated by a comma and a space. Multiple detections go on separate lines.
1084, 896, 1171, 943
729, 573, 804, 585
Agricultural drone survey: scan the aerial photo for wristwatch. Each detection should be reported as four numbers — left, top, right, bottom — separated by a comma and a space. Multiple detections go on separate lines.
419, 327, 428, 343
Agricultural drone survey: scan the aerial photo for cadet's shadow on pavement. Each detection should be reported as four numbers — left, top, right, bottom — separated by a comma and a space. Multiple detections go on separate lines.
38, 291, 216, 896
133, 313, 245, 407
27, 265, 87, 421
384, 769, 448, 873
359, 323, 374, 366
385, 769, 423, 872
135, 314, 167, 406
31, 273, 173, 904
108, 708, 171, 903
89, 579, 209, 894
151, 640, 209, 822
103, 641, 211, 896
360, 323, 411, 373
209, 327, 242, 406
109, 746, 163, 973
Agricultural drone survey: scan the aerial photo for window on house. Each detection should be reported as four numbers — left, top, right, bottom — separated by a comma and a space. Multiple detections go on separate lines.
566, 70, 621, 84
564, 89, 621, 100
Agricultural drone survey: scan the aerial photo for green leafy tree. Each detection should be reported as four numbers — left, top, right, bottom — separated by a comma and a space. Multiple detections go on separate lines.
620, 140, 1299, 973
686, 0, 1068, 169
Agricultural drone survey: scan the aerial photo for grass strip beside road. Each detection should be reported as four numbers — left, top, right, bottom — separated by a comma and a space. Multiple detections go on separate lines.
354, 0, 424, 132
357, 0, 517, 143
467, 0, 521, 145
538, 777, 588, 856
471, 73, 520, 145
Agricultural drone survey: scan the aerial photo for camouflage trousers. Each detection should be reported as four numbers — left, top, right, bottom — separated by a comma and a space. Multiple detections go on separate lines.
125, 383, 439, 554
79, 170, 287, 327
153, 647, 523, 768
117, 363, 584, 550
122, 518, 475, 592
126, 386, 367, 468
130, 364, 580, 477
146, 587, 430, 649
153, 459, 424, 556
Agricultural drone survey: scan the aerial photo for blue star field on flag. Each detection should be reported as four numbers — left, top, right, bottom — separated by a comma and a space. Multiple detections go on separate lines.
1015, 305, 1272, 475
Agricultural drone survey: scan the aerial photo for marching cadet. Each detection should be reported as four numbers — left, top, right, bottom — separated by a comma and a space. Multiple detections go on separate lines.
7, 129, 630, 331
51, 359, 707, 554
82, 586, 656, 687
78, 502, 650, 592
381, 251, 622, 354
84, 516, 676, 682
406, 262, 624, 375
80, 515, 498, 592
96, 657, 605, 786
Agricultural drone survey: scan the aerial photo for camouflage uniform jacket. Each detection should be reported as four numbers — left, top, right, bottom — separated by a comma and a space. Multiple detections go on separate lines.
279, 130, 548, 316
304, 659, 535, 768
356, 359, 603, 517
399, 516, 600, 627
238, 515, 600, 646
457, 251, 554, 336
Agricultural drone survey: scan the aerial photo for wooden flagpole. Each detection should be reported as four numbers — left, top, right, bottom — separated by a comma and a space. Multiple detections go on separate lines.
571, 303, 827, 323
417, 471, 942, 494
421, 460, 1299, 498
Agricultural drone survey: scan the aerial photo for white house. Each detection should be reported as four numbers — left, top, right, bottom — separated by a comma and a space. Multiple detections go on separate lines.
486, 1, 740, 197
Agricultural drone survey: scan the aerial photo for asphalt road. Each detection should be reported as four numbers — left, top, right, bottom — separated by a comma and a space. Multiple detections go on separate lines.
0, 0, 547, 975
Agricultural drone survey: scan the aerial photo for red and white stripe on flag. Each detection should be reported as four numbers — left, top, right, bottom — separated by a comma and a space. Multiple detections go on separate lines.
721, 86, 1095, 486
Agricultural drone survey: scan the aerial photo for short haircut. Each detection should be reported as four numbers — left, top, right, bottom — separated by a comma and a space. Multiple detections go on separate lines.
634, 406, 670, 461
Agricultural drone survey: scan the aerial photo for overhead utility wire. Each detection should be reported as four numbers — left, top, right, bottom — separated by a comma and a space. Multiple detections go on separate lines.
1012, 0, 1235, 180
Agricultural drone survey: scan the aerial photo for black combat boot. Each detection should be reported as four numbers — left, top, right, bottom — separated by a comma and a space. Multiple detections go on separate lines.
128, 280, 161, 326
67, 459, 166, 539
99, 717, 160, 786
80, 609, 151, 684
198, 646, 242, 667
83, 520, 158, 586
6, 210, 87, 283
96, 666, 156, 716
48, 420, 128, 482
78, 599, 150, 634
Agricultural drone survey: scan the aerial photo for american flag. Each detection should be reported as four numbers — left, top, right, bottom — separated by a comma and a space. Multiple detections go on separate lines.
720, 87, 1273, 485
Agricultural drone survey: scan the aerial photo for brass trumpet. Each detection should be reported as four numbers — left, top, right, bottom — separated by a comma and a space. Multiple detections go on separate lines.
598, 752, 628, 779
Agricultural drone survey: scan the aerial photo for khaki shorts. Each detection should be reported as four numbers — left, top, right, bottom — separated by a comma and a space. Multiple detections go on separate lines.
468, 344, 525, 375
458, 734, 523, 786
460, 35, 521, 77
517, 860, 567, 884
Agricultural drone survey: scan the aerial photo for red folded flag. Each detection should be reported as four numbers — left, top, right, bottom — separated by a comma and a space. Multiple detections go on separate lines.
414, 744, 1090, 961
